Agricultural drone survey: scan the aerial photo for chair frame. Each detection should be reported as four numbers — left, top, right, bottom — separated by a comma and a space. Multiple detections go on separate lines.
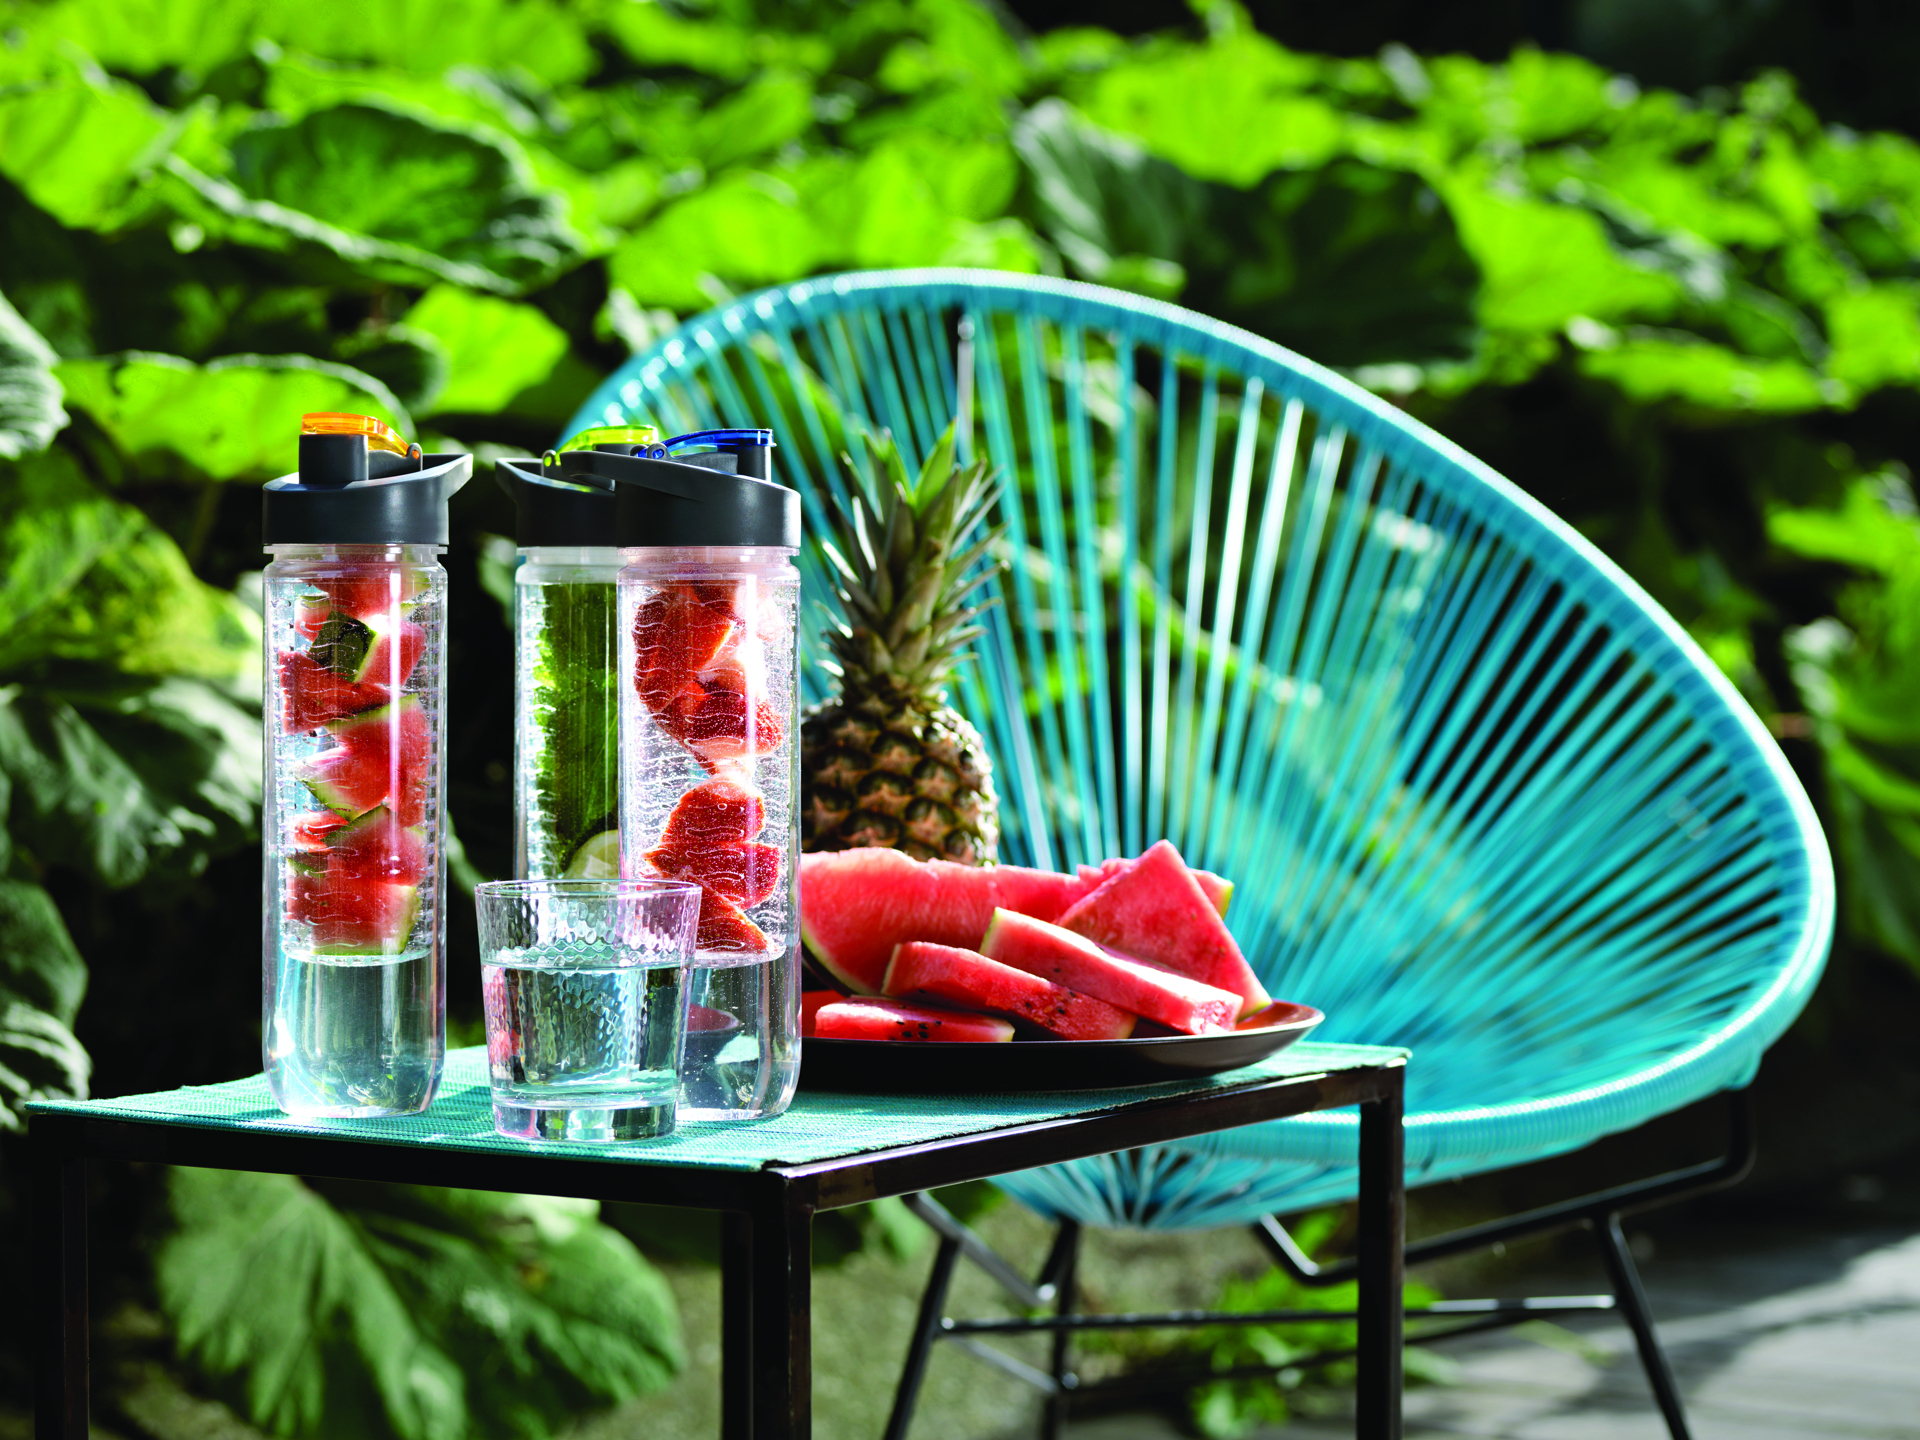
882, 1089, 1754, 1439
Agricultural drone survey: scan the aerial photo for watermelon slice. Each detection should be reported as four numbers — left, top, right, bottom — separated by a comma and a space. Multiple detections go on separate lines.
882, 941, 1136, 1040
663, 680, 784, 768
292, 810, 349, 849
648, 840, 783, 908
310, 610, 426, 690
325, 805, 428, 885
313, 568, 423, 621
697, 888, 772, 954
294, 592, 333, 640
633, 586, 740, 713
812, 997, 1014, 1043
798, 849, 1088, 994
278, 650, 387, 732
1073, 858, 1233, 917
660, 778, 767, 847
800, 989, 841, 1037
980, 909, 1239, 1035
1058, 840, 1269, 1014
306, 698, 430, 821
285, 858, 420, 955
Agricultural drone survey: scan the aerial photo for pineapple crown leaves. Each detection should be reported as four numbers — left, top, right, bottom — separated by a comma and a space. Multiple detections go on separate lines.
818, 421, 1004, 700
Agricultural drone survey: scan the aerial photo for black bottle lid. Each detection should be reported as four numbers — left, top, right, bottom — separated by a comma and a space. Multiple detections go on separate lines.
495, 459, 618, 547
544, 426, 797, 549
263, 415, 470, 545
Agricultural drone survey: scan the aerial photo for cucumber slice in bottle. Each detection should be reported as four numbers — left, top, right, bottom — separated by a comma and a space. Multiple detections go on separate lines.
563, 829, 621, 878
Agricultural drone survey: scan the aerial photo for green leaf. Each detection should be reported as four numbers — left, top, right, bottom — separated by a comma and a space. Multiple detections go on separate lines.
1826, 284, 1920, 394
1075, 32, 1340, 187
0, 876, 91, 1130
599, 4, 832, 81
0, 290, 68, 459
404, 286, 571, 416
159, 1172, 683, 1440
227, 104, 584, 292
0, 447, 253, 677
29, 0, 594, 86
0, 60, 174, 231
1575, 330, 1832, 413
1441, 179, 1687, 336
0, 673, 259, 888
159, 1169, 467, 1440
610, 171, 829, 310
57, 350, 409, 482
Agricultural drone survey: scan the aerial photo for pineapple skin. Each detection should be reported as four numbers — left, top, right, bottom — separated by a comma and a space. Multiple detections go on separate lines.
801, 695, 998, 864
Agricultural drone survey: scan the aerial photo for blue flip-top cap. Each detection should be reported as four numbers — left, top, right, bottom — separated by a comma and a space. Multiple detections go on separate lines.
668, 429, 776, 479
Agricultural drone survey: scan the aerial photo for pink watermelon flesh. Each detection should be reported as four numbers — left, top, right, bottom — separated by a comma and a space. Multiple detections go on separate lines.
279, 649, 386, 732
882, 941, 1136, 1040
647, 839, 783, 908
1075, 857, 1232, 917
285, 861, 420, 955
313, 568, 422, 622
979, 909, 1239, 1035
813, 997, 1014, 1043
308, 698, 429, 823
660, 778, 766, 847
1059, 840, 1268, 1014
800, 990, 841, 1037
697, 888, 771, 954
798, 850, 1088, 995
325, 805, 428, 885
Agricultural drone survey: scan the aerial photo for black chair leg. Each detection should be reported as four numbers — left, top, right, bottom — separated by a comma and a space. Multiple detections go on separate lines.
1039, 1219, 1082, 1440
1594, 1212, 1693, 1440
885, 1232, 964, 1440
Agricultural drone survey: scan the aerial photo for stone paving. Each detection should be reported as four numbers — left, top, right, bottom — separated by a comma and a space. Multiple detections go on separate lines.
1062, 1213, 1920, 1440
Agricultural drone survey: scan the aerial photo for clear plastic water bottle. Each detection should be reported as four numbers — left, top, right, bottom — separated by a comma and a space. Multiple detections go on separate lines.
261, 413, 469, 1117
544, 428, 801, 1121
498, 436, 653, 881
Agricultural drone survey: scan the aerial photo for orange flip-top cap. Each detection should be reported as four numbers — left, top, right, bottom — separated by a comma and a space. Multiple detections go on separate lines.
302, 412, 412, 457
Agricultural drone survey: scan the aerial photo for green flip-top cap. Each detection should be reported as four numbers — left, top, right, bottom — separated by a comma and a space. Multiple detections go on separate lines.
544, 427, 798, 549
263, 414, 470, 545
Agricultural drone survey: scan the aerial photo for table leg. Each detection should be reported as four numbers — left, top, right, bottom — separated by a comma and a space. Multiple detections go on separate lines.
722, 1211, 754, 1440
749, 1194, 812, 1440
1355, 1073, 1404, 1440
31, 1138, 88, 1440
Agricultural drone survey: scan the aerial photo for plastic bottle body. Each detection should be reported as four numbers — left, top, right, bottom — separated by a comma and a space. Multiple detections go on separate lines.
514, 546, 623, 880
617, 546, 800, 1122
263, 544, 447, 1117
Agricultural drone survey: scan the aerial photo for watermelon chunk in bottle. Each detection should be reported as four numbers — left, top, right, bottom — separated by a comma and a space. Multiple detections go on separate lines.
261, 413, 467, 1118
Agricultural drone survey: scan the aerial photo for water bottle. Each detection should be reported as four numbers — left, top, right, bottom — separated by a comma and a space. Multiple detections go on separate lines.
546, 428, 800, 1121
261, 413, 469, 1117
497, 430, 657, 880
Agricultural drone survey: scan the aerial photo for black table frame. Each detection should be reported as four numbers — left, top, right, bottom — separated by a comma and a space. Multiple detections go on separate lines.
31, 1055, 1405, 1440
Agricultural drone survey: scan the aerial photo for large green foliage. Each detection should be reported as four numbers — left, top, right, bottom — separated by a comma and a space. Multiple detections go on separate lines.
4, 0, 1919, 1432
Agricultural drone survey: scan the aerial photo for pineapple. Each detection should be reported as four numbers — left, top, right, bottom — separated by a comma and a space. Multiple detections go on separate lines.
801, 424, 1003, 864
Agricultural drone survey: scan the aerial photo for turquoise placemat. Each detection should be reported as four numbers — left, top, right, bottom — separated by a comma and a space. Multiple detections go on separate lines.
27, 1042, 1403, 1172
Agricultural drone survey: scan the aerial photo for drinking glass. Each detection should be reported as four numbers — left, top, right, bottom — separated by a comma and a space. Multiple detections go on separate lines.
475, 878, 700, 1141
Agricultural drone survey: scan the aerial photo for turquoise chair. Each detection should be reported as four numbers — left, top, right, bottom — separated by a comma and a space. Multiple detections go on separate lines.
566, 270, 1833, 1438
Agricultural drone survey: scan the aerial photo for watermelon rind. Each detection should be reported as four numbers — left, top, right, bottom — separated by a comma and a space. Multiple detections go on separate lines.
812, 997, 1014, 1043
882, 940, 1136, 1040
980, 909, 1239, 1035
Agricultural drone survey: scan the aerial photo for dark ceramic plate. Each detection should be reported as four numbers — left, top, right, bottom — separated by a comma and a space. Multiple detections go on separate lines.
799, 1002, 1324, 1092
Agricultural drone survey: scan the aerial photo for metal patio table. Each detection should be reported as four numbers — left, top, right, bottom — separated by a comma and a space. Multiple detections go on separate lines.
28, 1041, 1407, 1440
